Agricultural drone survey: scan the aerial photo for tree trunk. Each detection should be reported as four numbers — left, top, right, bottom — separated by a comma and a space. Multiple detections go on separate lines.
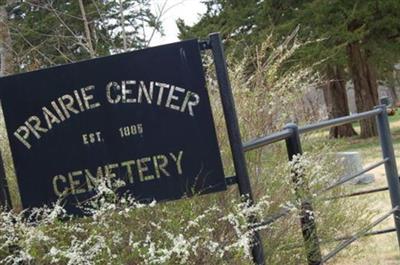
388, 70, 399, 105
119, 0, 128, 51
0, 3, 14, 76
347, 42, 378, 138
323, 64, 357, 138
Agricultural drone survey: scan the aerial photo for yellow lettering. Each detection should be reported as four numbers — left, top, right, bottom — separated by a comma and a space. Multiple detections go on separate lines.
53, 175, 68, 196
81, 85, 100, 109
137, 157, 154, 182
68, 170, 86, 195
106, 81, 121, 104
121, 160, 135, 183
14, 126, 31, 149
105, 163, 118, 178
170, 151, 183, 174
153, 155, 170, 178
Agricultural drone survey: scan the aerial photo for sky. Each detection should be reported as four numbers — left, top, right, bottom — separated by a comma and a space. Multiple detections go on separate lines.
149, 0, 207, 46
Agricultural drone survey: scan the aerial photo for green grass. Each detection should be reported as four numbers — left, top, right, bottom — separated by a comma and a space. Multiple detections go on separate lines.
308, 111, 400, 161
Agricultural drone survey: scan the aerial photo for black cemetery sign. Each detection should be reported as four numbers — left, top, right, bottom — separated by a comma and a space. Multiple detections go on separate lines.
0, 34, 266, 264
0, 39, 226, 214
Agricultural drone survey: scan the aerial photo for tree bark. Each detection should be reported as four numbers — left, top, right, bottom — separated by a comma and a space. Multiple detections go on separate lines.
388, 70, 399, 104
0, 2, 14, 76
347, 42, 378, 138
322, 64, 357, 138
119, 0, 128, 51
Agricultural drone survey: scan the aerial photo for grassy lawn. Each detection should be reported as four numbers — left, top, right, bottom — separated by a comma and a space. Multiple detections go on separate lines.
313, 111, 400, 264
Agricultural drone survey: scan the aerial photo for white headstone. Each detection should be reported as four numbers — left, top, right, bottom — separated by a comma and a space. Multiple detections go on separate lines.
336, 152, 375, 184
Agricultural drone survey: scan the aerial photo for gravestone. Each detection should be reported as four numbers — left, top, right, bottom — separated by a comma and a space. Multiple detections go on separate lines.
336, 152, 375, 184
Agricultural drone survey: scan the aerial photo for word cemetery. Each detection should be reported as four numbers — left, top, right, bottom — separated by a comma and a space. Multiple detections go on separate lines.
52, 150, 184, 196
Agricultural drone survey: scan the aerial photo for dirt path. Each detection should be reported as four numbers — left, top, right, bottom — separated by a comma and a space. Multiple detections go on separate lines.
330, 146, 400, 264
331, 166, 399, 264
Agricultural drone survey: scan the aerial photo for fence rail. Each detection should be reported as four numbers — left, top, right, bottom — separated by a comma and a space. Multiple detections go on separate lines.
325, 186, 390, 200
242, 108, 383, 151
321, 206, 399, 263
298, 108, 382, 134
239, 98, 400, 265
243, 129, 292, 152
323, 158, 389, 192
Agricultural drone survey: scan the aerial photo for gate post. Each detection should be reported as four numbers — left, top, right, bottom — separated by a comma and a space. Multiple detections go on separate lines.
375, 102, 400, 249
284, 123, 322, 265
209, 33, 265, 265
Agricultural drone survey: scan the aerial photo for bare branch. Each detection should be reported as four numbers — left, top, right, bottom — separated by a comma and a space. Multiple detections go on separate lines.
78, 0, 96, 58
119, 0, 128, 51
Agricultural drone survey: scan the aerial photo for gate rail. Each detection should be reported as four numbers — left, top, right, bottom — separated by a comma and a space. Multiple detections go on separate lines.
234, 98, 400, 264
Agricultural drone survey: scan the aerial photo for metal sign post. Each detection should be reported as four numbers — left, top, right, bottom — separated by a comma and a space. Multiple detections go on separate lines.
208, 33, 266, 265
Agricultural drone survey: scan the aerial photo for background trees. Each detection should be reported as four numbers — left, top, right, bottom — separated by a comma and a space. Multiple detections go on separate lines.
179, 0, 400, 138
0, 2, 395, 264
0, 0, 162, 75
0, 0, 17, 76
298, 0, 400, 137
1, 0, 400, 137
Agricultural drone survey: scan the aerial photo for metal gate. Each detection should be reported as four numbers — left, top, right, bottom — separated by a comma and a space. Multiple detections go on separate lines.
233, 96, 400, 264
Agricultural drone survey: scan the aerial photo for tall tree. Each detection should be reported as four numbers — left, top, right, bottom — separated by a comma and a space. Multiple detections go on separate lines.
0, 0, 17, 76
323, 64, 357, 137
178, 0, 358, 137
299, 0, 400, 137
180, 0, 400, 138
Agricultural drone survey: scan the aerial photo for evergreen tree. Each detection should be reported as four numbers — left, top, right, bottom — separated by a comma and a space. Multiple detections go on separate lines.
178, 0, 357, 138
180, 0, 400, 138
297, 0, 400, 137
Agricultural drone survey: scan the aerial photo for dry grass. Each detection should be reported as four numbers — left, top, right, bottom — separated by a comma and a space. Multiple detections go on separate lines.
326, 114, 400, 264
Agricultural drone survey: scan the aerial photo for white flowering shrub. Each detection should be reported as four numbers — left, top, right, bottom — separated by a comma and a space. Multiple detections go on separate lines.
203, 33, 372, 264
0, 34, 372, 264
0, 146, 370, 265
0, 177, 275, 265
